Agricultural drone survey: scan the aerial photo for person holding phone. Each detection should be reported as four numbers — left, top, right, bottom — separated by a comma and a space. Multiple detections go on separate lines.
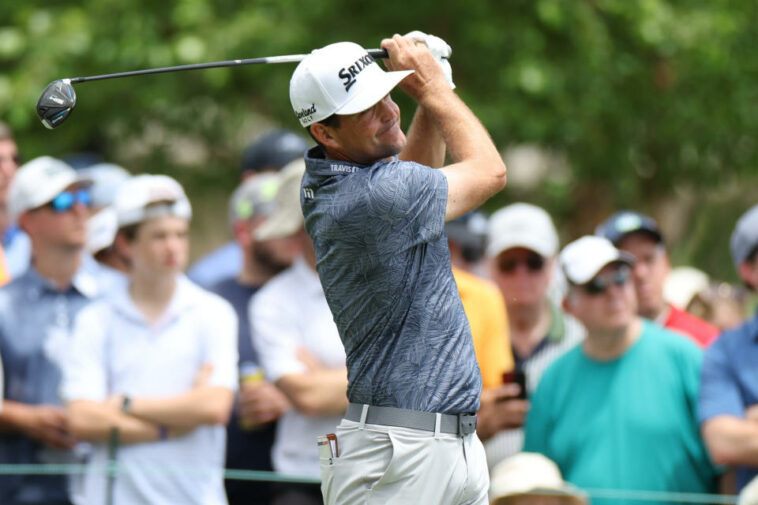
483, 203, 585, 470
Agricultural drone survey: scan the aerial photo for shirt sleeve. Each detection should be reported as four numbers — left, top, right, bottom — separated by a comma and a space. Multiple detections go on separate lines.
249, 284, 306, 382
366, 162, 448, 247
60, 303, 109, 403
201, 296, 239, 391
699, 336, 744, 424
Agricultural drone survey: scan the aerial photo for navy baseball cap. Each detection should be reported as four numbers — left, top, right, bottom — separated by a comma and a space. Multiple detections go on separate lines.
731, 204, 758, 267
595, 210, 663, 246
240, 129, 310, 175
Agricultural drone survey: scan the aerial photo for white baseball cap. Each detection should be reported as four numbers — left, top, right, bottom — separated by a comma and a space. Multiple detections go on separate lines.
487, 203, 559, 259
113, 174, 192, 227
8, 156, 87, 224
86, 207, 118, 254
560, 235, 635, 285
290, 42, 413, 127
77, 163, 131, 208
490, 452, 587, 505
255, 159, 306, 241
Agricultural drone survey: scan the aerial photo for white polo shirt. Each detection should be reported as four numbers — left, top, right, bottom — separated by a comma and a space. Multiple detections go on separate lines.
61, 275, 238, 505
249, 256, 346, 477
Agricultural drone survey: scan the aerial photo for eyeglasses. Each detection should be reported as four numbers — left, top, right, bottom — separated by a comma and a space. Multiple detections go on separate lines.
46, 189, 92, 213
497, 253, 545, 273
582, 265, 631, 295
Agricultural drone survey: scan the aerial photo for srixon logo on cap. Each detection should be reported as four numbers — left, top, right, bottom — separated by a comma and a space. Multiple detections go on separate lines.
338, 53, 375, 92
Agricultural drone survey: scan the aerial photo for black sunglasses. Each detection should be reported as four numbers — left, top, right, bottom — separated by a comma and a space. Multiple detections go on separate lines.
498, 253, 545, 273
583, 265, 631, 295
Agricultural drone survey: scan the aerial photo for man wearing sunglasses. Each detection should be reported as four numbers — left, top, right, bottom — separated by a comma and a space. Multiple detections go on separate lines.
483, 203, 585, 469
596, 210, 719, 348
524, 236, 717, 502
0, 156, 100, 505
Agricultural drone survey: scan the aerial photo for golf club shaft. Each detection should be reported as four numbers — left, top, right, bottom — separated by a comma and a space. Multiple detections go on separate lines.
70, 49, 389, 84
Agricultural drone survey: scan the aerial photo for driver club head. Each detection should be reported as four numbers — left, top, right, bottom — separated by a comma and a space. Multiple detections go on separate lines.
36, 79, 77, 129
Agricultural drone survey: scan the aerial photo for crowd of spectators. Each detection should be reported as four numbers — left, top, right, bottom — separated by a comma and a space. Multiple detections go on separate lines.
0, 120, 757, 505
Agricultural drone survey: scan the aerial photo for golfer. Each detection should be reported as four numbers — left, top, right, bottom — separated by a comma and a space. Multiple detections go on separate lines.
290, 32, 506, 504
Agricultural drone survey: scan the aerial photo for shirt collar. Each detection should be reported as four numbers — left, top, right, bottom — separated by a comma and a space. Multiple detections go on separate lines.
112, 274, 198, 326
304, 145, 398, 177
25, 262, 100, 299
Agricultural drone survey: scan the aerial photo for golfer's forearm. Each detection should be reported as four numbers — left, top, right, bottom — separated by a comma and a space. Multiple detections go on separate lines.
68, 401, 159, 444
399, 107, 445, 167
129, 387, 234, 428
277, 369, 349, 417
417, 84, 502, 170
703, 416, 758, 466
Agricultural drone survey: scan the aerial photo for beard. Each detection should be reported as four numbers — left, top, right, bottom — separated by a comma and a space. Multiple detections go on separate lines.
251, 244, 291, 277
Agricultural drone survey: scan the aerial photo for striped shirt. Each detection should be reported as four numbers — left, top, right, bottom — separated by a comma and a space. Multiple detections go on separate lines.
483, 303, 586, 470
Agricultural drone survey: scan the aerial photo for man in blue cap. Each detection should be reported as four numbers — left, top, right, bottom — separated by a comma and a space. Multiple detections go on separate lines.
596, 210, 719, 347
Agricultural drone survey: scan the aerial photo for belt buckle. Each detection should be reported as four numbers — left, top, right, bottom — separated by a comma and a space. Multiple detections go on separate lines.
457, 413, 476, 436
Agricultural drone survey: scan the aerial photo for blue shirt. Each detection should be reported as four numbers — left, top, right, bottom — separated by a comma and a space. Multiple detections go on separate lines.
0, 265, 100, 504
187, 241, 242, 288
525, 320, 716, 503
699, 312, 758, 491
301, 147, 481, 414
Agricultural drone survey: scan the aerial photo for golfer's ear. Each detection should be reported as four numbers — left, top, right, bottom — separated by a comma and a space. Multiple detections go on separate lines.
310, 123, 339, 150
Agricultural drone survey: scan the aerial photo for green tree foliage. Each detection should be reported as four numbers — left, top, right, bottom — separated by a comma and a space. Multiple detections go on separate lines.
1, 0, 756, 277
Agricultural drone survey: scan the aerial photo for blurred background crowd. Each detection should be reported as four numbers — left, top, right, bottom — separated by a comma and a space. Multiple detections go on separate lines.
3, 2, 758, 504
0, 122, 757, 505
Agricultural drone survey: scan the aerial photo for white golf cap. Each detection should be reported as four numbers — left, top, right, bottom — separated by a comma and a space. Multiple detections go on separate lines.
8, 156, 86, 224
560, 235, 635, 285
290, 42, 413, 127
86, 207, 118, 254
77, 163, 131, 208
487, 203, 559, 259
113, 174, 191, 227
255, 158, 305, 241
490, 452, 587, 505
664, 266, 709, 309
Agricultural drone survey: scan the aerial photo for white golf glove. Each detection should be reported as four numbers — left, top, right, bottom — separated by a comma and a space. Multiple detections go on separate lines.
404, 30, 455, 89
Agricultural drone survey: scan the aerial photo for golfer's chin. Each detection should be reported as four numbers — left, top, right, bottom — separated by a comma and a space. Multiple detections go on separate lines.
375, 129, 406, 160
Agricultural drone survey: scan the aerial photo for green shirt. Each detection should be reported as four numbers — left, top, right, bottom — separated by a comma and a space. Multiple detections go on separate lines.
524, 319, 716, 504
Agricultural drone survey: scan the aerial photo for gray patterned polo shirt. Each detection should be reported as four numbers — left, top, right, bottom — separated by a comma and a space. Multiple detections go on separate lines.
301, 146, 481, 414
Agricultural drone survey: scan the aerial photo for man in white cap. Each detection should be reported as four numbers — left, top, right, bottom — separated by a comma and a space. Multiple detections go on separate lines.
61, 174, 238, 505
290, 31, 506, 503
524, 236, 717, 504
249, 160, 347, 505
699, 203, 758, 493
0, 156, 99, 505
483, 203, 585, 469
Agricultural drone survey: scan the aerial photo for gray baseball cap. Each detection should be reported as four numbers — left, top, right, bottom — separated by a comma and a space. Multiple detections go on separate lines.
730, 204, 758, 267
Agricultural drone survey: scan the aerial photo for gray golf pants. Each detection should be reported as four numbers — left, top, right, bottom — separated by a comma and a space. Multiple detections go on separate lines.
319, 418, 489, 505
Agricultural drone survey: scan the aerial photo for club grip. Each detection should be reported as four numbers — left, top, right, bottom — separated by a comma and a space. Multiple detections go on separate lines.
368, 49, 389, 60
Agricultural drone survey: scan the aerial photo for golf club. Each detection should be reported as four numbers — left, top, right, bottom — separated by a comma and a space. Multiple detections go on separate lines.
37, 48, 389, 129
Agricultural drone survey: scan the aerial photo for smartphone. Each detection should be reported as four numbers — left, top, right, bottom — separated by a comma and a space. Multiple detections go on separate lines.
502, 370, 528, 400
